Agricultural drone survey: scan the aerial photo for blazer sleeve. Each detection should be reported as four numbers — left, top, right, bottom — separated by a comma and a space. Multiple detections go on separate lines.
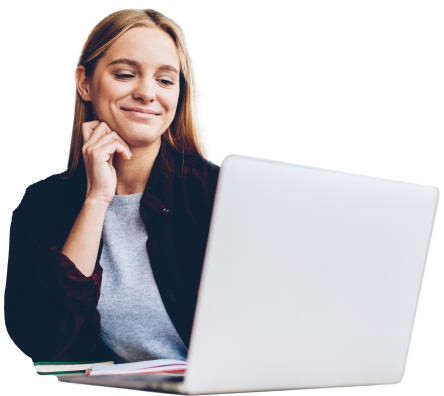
4, 185, 105, 362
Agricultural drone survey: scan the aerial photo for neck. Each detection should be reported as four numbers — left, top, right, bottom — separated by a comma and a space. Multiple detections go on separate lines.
112, 137, 161, 195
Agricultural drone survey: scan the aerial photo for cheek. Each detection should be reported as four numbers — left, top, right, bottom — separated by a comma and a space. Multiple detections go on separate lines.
163, 89, 181, 116
93, 77, 128, 110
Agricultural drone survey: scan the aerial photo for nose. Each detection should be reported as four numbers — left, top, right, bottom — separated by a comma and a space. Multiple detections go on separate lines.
132, 76, 156, 103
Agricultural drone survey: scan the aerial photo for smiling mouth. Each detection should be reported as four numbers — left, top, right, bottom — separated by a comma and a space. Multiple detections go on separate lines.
121, 108, 160, 115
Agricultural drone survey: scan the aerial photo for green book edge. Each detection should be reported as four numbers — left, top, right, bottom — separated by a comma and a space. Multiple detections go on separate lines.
0, 370, 86, 375
0, 360, 113, 375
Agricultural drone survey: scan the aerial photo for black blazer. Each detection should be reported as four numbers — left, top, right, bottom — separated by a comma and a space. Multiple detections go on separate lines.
4, 141, 220, 362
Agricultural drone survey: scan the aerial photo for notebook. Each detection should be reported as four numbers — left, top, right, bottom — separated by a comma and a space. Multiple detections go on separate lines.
59, 154, 439, 394
34, 360, 113, 376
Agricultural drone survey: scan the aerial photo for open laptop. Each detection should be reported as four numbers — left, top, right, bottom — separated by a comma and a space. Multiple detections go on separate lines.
59, 154, 439, 394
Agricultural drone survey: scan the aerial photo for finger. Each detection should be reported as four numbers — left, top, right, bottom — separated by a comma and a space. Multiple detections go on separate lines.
90, 121, 112, 142
82, 121, 112, 159
84, 121, 112, 145
110, 131, 133, 157
82, 122, 115, 160
101, 140, 131, 160
89, 131, 132, 159
81, 120, 101, 143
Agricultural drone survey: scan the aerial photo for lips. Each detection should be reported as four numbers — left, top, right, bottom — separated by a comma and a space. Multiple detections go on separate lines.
121, 107, 160, 115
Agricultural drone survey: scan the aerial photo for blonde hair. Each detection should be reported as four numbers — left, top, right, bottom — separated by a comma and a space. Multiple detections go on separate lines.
62, 9, 206, 180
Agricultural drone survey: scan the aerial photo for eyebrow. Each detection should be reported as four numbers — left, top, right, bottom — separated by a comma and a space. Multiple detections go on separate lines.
107, 58, 179, 75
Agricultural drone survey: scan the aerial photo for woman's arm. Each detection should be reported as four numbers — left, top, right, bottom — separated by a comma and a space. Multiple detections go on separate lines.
4, 195, 105, 362
61, 198, 109, 277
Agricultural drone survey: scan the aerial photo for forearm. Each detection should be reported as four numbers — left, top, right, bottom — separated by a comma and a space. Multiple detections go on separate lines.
61, 198, 109, 277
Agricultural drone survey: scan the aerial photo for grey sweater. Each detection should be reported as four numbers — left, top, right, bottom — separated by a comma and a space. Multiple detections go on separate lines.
96, 193, 188, 363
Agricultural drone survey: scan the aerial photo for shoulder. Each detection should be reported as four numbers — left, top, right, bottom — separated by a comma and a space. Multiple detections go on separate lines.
169, 151, 220, 212
21, 172, 80, 199
14, 174, 60, 214
170, 150, 220, 179
13, 172, 83, 221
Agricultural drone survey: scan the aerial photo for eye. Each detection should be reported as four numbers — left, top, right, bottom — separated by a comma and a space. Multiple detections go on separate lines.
115, 74, 174, 85
114, 73, 134, 80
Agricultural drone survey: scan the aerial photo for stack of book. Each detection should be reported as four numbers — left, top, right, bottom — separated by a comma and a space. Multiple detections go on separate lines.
34, 359, 187, 376
88, 359, 187, 376
34, 360, 114, 376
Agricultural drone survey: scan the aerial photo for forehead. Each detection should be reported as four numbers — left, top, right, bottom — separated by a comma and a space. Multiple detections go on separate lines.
101, 27, 180, 69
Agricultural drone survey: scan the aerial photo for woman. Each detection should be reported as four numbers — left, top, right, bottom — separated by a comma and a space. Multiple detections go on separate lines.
4, 9, 219, 364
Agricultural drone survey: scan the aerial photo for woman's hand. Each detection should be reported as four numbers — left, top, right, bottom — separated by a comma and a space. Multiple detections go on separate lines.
82, 120, 132, 204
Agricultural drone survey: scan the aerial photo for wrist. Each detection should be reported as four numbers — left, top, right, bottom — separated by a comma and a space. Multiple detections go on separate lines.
83, 196, 111, 210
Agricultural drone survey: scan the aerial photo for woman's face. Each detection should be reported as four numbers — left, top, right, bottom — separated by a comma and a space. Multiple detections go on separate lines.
79, 27, 181, 147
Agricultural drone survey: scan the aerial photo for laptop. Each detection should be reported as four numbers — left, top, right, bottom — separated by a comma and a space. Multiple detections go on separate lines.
59, 154, 439, 394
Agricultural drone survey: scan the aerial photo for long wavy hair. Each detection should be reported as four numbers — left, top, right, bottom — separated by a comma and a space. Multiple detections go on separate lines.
61, 9, 206, 180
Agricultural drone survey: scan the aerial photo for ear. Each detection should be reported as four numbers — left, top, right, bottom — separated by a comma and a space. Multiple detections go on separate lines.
75, 66, 92, 102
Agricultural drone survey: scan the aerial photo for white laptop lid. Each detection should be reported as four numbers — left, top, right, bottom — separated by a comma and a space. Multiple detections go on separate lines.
183, 154, 439, 394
